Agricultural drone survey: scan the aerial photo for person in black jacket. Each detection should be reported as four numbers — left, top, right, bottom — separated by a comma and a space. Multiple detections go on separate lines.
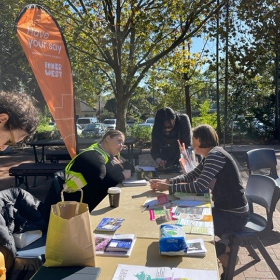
0, 188, 47, 274
44, 130, 134, 216
151, 107, 192, 168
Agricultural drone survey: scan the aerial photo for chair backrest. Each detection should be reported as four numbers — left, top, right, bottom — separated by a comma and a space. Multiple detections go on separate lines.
246, 148, 278, 179
245, 174, 279, 236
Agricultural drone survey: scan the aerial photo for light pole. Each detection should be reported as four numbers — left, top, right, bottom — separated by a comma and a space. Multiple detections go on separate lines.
0, 68, 2, 91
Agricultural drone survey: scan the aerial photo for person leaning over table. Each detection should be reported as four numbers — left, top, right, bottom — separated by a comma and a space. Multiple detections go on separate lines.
43, 129, 134, 216
0, 91, 39, 152
149, 124, 249, 279
151, 107, 192, 168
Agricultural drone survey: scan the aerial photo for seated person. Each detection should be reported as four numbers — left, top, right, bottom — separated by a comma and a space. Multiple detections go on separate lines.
0, 91, 39, 151
44, 130, 134, 215
150, 124, 249, 279
151, 107, 192, 168
0, 91, 40, 273
0, 188, 47, 275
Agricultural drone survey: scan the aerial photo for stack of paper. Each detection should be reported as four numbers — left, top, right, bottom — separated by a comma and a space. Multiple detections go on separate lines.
185, 238, 207, 257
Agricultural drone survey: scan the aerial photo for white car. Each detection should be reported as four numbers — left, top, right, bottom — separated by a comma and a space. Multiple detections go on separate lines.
103, 119, 117, 130
76, 124, 83, 135
138, 117, 154, 128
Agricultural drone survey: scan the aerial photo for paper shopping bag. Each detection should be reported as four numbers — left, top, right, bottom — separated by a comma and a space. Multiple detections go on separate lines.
44, 191, 95, 267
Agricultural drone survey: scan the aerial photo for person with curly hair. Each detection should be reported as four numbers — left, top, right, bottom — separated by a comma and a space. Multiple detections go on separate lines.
0, 91, 39, 151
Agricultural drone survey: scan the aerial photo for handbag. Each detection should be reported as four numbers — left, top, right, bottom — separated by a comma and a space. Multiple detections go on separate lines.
44, 190, 96, 267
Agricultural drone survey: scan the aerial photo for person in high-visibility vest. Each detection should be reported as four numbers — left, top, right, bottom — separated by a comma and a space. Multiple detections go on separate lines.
45, 130, 134, 212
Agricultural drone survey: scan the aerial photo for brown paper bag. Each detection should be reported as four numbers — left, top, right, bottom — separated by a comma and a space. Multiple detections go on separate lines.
44, 190, 95, 267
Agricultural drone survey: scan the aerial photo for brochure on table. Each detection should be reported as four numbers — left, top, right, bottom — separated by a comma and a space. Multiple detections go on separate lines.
185, 238, 207, 257
112, 264, 219, 280
94, 234, 136, 257
95, 218, 125, 232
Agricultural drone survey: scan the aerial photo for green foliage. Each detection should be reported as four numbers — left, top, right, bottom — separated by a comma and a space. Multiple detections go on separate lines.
99, 109, 115, 121
192, 100, 217, 128
36, 123, 56, 133
128, 125, 152, 143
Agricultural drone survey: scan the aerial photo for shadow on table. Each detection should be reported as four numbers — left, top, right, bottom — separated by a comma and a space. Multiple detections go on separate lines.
90, 206, 113, 216
145, 241, 182, 267
131, 190, 160, 199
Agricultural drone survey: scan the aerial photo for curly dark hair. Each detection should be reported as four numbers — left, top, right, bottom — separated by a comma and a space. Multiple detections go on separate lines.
0, 91, 39, 135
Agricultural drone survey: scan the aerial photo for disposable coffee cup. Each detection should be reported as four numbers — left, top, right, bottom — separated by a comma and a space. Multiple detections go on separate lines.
108, 187, 121, 208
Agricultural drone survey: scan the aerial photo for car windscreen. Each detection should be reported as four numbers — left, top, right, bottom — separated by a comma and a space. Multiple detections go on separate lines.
77, 119, 90, 124
104, 120, 116, 124
84, 124, 100, 130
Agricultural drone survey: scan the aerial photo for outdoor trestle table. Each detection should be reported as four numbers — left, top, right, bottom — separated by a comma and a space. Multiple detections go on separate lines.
28, 137, 137, 164
94, 238, 219, 280
90, 183, 214, 243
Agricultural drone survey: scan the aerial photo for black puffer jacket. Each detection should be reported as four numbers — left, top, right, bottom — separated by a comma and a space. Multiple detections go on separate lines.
0, 188, 47, 272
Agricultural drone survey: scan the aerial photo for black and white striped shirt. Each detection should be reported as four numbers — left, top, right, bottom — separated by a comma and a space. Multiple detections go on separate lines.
169, 146, 248, 214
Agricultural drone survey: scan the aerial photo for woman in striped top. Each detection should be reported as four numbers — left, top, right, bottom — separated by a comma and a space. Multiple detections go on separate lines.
150, 124, 249, 275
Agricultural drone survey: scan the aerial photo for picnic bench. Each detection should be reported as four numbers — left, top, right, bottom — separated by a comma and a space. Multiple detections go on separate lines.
9, 163, 67, 188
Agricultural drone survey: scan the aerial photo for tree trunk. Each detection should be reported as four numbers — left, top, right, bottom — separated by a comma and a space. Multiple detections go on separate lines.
115, 96, 129, 133
216, 0, 222, 138
223, 1, 229, 146
275, 49, 280, 140
184, 73, 192, 124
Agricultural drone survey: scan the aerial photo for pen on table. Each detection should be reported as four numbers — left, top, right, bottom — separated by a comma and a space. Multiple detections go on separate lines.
142, 204, 150, 213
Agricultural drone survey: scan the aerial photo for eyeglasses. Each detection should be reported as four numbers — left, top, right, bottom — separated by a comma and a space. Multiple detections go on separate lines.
5, 126, 16, 146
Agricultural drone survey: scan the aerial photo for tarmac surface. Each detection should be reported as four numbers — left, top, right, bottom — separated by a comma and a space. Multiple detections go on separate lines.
1, 144, 280, 279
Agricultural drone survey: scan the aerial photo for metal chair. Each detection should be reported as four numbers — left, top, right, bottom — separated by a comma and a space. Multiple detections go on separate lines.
10, 234, 46, 280
223, 174, 280, 280
246, 148, 279, 179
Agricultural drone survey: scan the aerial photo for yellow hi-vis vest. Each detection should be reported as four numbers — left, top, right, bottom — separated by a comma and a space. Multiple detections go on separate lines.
64, 143, 109, 192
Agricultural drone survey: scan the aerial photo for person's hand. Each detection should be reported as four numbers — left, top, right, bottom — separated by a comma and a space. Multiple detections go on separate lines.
155, 158, 166, 167
122, 169, 131, 180
149, 179, 169, 192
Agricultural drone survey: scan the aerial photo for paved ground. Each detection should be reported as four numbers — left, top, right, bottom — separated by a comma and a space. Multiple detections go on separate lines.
1, 144, 280, 279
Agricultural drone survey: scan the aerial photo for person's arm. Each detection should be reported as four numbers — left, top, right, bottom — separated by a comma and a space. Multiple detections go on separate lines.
150, 160, 204, 192
168, 151, 226, 194
169, 160, 204, 184
178, 114, 192, 147
74, 151, 125, 185
150, 125, 163, 161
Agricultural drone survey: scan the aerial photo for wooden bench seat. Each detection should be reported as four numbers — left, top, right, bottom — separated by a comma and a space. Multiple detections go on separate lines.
9, 163, 67, 188
45, 150, 71, 162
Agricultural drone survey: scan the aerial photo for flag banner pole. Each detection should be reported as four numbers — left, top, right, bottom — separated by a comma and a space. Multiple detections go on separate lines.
15, 4, 77, 157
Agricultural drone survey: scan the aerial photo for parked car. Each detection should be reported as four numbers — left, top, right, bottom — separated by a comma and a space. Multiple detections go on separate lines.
49, 121, 56, 127
146, 117, 155, 125
76, 124, 83, 136
138, 117, 155, 128
81, 123, 107, 138
103, 119, 117, 130
251, 119, 265, 133
77, 117, 98, 129
126, 119, 136, 127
